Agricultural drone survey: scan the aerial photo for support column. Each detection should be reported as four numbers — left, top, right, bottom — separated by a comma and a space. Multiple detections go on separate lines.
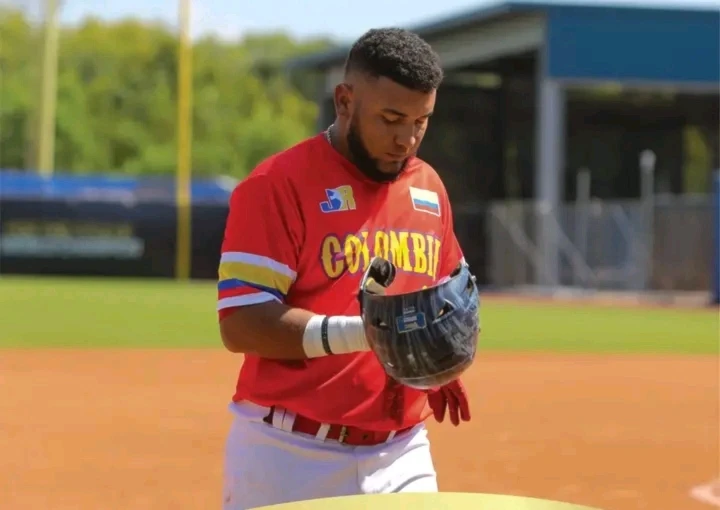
317, 66, 343, 132
534, 51, 566, 287
316, 95, 334, 133
713, 170, 720, 305
315, 73, 332, 133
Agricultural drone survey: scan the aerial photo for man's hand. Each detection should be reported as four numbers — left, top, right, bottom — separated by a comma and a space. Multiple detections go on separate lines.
426, 379, 471, 426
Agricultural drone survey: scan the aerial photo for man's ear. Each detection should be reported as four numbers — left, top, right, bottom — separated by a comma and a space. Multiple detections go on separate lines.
334, 83, 353, 118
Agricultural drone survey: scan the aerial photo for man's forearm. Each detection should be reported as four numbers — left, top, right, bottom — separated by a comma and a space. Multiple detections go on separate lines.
219, 302, 368, 359
220, 303, 311, 358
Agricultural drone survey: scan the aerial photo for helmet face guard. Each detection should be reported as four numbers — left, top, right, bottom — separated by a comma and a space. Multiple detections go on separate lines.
358, 257, 480, 390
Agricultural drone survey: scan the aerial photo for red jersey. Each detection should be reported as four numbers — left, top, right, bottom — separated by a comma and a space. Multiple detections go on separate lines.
217, 133, 464, 431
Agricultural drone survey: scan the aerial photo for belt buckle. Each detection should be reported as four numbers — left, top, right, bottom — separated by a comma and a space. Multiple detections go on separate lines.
337, 425, 349, 444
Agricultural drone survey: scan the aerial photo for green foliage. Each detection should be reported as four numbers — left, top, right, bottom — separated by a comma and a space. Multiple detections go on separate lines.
683, 126, 713, 193
0, 9, 335, 179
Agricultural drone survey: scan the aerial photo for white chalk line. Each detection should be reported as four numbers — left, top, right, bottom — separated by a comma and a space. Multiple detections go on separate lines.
690, 478, 720, 507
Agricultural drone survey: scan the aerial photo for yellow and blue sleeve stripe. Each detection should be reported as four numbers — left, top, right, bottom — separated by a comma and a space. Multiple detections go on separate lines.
217, 251, 296, 310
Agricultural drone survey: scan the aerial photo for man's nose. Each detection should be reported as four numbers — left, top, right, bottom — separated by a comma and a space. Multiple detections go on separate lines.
394, 127, 417, 151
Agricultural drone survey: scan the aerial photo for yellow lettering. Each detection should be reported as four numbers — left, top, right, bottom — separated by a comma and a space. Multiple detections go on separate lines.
373, 231, 390, 260
357, 231, 370, 272
4, 221, 134, 238
389, 231, 412, 271
336, 185, 356, 210
45, 222, 66, 236
426, 235, 436, 277
321, 230, 443, 279
7, 221, 37, 235
76, 223, 106, 236
116, 224, 133, 236
344, 234, 362, 274
410, 233, 427, 274
321, 236, 344, 278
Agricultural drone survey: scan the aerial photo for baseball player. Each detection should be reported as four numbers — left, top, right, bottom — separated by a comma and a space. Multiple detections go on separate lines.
218, 28, 472, 510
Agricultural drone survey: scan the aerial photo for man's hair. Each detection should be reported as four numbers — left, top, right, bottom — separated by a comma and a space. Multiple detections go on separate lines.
344, 28, 443, 93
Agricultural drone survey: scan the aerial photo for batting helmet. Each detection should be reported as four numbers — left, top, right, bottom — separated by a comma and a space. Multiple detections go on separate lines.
358, 256, 480, 390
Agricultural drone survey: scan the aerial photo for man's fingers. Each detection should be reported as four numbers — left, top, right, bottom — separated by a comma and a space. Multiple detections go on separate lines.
448, 380, 471, 422
459, 393, 471, 421
454, 384, 471, 422
429, 381, 470, 426
435, 403, 446, 423
428, 392, 446, 423
445, 389, 460, 426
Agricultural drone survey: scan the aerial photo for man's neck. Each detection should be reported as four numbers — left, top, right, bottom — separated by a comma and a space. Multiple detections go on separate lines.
326, 121, 405, 184
326, 122, 352, 162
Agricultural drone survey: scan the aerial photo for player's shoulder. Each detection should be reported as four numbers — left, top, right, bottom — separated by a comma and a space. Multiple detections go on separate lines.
248, 134, 324, 181
229, 134, 324, 200
412, 157, 442, 180
408, 157, 450, 197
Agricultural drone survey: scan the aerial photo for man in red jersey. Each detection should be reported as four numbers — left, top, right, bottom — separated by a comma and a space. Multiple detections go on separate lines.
218, 27, 473, 510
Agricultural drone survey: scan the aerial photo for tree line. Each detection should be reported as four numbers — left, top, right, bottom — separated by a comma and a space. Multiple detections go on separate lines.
0, 8, 336, 178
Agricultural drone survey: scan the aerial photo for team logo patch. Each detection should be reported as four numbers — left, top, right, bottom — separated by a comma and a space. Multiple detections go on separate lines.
320, 185, 356, 213
396, 310, 427, 333
409, 187, 440, 217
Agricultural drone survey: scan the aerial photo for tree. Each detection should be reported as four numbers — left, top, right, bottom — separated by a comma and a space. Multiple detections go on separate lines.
0, 8, 335, 179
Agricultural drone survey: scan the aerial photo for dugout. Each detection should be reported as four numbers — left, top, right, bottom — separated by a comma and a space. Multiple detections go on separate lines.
288, 0, 720, 285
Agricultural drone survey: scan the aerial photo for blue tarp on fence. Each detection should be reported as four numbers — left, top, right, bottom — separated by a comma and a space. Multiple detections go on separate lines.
0, 170, 234, 278
0, 169, 236, 203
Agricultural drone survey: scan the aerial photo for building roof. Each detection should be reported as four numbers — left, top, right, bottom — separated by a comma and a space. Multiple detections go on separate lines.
287, 0, 720, 71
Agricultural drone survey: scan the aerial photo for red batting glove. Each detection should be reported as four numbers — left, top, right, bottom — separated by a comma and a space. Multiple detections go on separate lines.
427, 378, 471, 426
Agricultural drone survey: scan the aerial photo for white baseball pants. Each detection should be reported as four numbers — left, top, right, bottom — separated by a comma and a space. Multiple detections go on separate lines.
222, 401, 438, 510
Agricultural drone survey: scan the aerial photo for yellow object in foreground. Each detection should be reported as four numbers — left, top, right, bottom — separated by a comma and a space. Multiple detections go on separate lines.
250, 493, 604, 510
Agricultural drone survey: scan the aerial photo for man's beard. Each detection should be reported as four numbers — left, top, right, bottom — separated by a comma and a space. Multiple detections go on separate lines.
346, 118, 407, 183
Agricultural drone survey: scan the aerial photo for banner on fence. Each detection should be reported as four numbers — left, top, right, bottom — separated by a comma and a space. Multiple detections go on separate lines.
0, 198, 228, 280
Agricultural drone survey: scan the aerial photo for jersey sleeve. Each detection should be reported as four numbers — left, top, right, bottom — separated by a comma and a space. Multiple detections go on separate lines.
437, 190, 465, 279
217, 172, 302, 319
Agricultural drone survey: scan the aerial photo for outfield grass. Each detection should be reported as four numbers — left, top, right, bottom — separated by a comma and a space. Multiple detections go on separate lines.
1, 275, 717, 354
0, 276, 218, 348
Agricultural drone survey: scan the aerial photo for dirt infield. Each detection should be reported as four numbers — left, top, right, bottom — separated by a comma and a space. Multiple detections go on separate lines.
1, 350, 717, 510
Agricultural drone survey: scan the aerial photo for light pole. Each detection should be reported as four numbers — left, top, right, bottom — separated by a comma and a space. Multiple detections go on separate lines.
175, 0, 193, 280
37, 0, 61, 177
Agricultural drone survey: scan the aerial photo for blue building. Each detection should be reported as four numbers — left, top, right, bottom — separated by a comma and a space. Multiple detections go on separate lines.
289, 0, 719, 286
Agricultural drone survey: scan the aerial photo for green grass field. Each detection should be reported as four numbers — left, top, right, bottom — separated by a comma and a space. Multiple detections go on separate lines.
1, 275, 717, 354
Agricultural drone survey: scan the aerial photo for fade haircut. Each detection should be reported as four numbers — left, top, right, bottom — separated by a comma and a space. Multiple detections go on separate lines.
344, 28, 444, 93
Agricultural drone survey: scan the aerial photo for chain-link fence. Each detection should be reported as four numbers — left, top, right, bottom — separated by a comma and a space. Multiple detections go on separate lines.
486, 193, 714, 292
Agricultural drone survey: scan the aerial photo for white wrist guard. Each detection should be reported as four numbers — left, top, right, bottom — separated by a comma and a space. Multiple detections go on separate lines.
302, 315, 369, 358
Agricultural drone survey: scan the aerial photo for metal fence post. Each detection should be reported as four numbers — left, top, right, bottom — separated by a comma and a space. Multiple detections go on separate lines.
639, 150, 656, 291
574, 168, 591, 286
713, 170, 720, 305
